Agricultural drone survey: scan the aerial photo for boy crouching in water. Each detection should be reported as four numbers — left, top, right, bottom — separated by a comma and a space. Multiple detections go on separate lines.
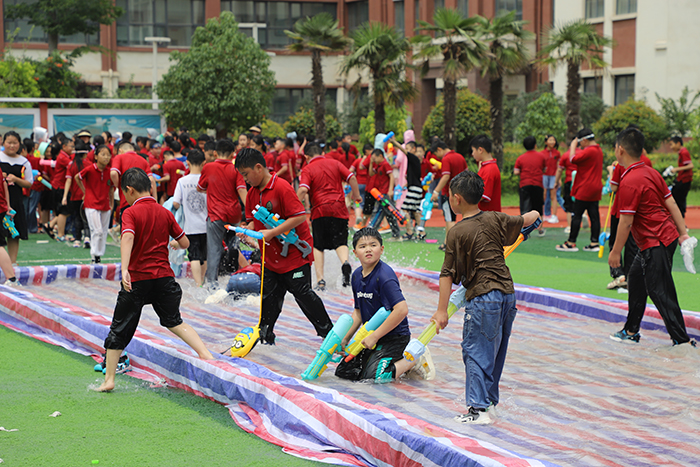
432, 171, 540, 424
97, 168, 213, 392
335, 227, 434, 382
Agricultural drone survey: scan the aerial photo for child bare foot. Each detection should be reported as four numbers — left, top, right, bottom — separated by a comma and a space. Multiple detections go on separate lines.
94, 379, 115, 392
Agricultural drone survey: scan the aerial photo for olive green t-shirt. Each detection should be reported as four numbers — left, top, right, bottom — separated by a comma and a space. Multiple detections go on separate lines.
440, 211, 524, 301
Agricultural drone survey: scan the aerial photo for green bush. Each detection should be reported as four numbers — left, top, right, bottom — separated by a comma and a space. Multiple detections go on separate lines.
33, 52, 83, 101
503, 84, 562, 143
421, 89, 491, 155
0, 54, 40, 107
593, 100, 668, 153
284, 107, 341, 140
357, 107, 409, 148
580, 93, 607, 129
514, 92, 566, 145
261, 118, 286, 139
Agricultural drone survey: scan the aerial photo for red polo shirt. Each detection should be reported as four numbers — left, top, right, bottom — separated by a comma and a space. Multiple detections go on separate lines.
515, 150, 545, 188
351, 157, 368, 185
677, 147, 693, 183
367, 159, 392, 194
275, 149, 295, 184
610, 154, 653, 217
299, 156, 354, 220
558, 150, 579, 184
163, 158, 186, 197
617, 162, 678, 251
440, 151, 468, 196
264, 151, 276, 171
542, 148, 561, 176
336, 150, 356, 170
110, 151, 153, 211
0, 180, 8, 213
197, 158, 246, 223
51, 150, 72, 190
79, 163, 112, 211
66, 160, 84, 201
121, 196, 184, 282
571, 144, 603, 202
245, 174, 313, 274
478, 159, 501, 212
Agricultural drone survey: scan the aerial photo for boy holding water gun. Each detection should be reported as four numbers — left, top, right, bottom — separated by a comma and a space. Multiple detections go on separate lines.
432, 170, 540, 424
234, 148, 333, 345
335, 227, 434, 382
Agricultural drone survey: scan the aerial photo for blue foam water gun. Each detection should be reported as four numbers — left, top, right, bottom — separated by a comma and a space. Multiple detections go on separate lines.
301, 314, 353, 380
252, 204, 312, 258
344, 184, 351, 196
393, 185, 403, 202
602, 177, 611, 195
420, 192, 433, 221
344, 307, 392, 362
421, 172, 433, 191
3, 210, 19, 239
32, 170, 52, 189
225, 224, 265, 240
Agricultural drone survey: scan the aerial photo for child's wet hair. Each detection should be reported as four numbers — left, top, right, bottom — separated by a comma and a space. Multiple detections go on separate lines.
449, 170, 484, 205
235, 148, 266, 170
353, 227, 383, 249
121, 167, 151, 193
187, 149, 205, 166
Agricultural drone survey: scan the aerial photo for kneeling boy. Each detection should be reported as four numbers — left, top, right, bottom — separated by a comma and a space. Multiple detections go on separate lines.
97, 168, 213, 392
335, 227, 433, 382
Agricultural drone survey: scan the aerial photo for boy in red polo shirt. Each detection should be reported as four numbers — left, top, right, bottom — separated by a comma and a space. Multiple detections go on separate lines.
556, 128, 603, 252
197, 138, 248, 289
364, 148, 396, 236
470, 135, 501, 212
96, 167, 213, 392
47, 136, 73, 241
110, 142, 156, 221
430, 140, 468, 250
608, 128, 696, 347
76, 144, 113, 264
298, 143, 361, 290
669, 136, 694, 219
514, 136, 546, 236
235, 148, 333, 345
160, 147, 187, 202
274, 138, 295, 185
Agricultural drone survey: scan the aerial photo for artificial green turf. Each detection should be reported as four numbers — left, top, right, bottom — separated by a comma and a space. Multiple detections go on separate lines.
381, 227, 700, 312
0, 326, 322, 467
16, 233, 121, 266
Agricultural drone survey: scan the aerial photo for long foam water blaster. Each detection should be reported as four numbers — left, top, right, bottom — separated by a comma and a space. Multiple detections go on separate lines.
681, 236, 698, 274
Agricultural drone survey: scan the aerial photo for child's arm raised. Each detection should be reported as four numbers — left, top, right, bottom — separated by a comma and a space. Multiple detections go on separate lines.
360, 300, 408, 350
121, 232, 135, 291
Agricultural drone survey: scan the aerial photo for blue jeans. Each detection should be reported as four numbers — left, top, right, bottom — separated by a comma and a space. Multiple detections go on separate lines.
226, 272, 261, 299
461, 289, 517, 409
543, 175, 556, 216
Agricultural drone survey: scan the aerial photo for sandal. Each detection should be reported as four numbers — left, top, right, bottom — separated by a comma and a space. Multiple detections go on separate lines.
438, 243, 447, 251
43, 223, 55, 239
315, 279, 326, 291
555, 241, 579, 252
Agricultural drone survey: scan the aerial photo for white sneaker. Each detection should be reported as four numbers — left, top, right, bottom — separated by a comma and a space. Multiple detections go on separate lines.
204, 288, 228, 304
407, 346, 436, 380
547, 215, 560, 224
3, 279, 20, 287
564, 226, 571, 234
454, 406, 493, 425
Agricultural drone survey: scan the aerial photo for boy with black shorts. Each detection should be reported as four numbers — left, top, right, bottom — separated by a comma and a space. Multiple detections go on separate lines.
96, 168, 213, 392
669, 136, 694, 219
389, 136, 423, 240
430, 140, 468, 250
555, 141, 579, 233
608, 128, 696, 347
173, 149, 208, 286
335, 227, 433, 382
235, 148, 333, 345
514, 136, 546, 237
432, 170, 540, 424
297, 143, 361, 290
470, 135, 501, 212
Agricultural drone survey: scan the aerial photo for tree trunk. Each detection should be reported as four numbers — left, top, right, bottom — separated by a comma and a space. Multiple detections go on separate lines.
443, 78, 457, 149
374, 90, 386, 135
566, 60, 582, 142
311, 49, 326, 140
489, 75, 504, 169
48, 32, 59, 54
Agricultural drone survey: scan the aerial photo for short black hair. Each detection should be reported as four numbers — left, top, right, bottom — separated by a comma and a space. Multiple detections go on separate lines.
670, 136, 684, 146
523, 136, 536, 151
187, 149, 205, 166
470, 134, 492, 153
93, 135, 105, 146
163, 150, 174, 158
371, 148, 384, 158
122, 131, 133, 142
23, 138, 34, 153
169, 140, 182, 153
362, 143, 373, 152
203, 140, 216, 152
251, 134, 265, 148
235, 147, 266, 170
352, 227, 383, 249
430, 140, 448, 154
616, 128, 645, 158
198, 133, 210, 142
121, 167, 151, 193
342, 133, 350, 139
329, 140, 338, 150
449, 170, 483, 205
405, 141, 417, 151
216, 138, 236, 158
415, 143, 425, 151
94, 144, 111, 157
305, 143, 322, 157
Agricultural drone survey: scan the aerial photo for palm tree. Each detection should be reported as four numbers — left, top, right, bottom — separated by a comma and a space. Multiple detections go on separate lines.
475, 11, 533, 168
341, 22, 416, 134
286, 13, 350, 140
412, 8, 487, 149
538, 19, 613, 141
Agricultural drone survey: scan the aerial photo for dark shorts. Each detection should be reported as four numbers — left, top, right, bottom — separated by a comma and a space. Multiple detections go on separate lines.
312, 217, 349, 251
335, 333, 410, 382
362, 190, 378, 216
562, 181, 574, 212
187, 233, 207, 262
439, 194, 457, 222
103, 276, 183, 350
519, 185, 544, 215
52, 189, 70, 216
39, 190, 52, 211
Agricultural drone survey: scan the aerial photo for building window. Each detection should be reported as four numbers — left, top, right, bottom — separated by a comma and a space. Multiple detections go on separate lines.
347, 1, 369, 34
394, 1, 405, 36
614, 74, 634, 105
583, 77, 603, 98
496, 0, 522, 20
585, 0, 605, 19
270, 88, 337, 123
616, 0, 636, 15
222, 1, 337, 48
3, 0, 99, 45
458, 0, 469, 17
435, 0, 445, 11
116, 0, 206, 47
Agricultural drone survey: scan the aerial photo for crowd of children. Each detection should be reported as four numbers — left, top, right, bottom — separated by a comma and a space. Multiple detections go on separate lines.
1, 122, 696, 423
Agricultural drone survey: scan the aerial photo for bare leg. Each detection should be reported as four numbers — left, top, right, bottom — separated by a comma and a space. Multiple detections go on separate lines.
6, 239, 19, 264
334, 245, 349, 264
313, 248, 324, 283
56, 213, 67, 237
0, 247, 15, 279
200, 260, 207, 286
168, 322, 214, 360
191, 261, 203, 287
354, 206, 363, 224
393, 358, 415, 378
95, 348, 122, 392
551, 189, 558, 218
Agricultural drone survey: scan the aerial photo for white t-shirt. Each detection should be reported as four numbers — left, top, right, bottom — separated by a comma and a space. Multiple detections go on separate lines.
172, 173, 207, 235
